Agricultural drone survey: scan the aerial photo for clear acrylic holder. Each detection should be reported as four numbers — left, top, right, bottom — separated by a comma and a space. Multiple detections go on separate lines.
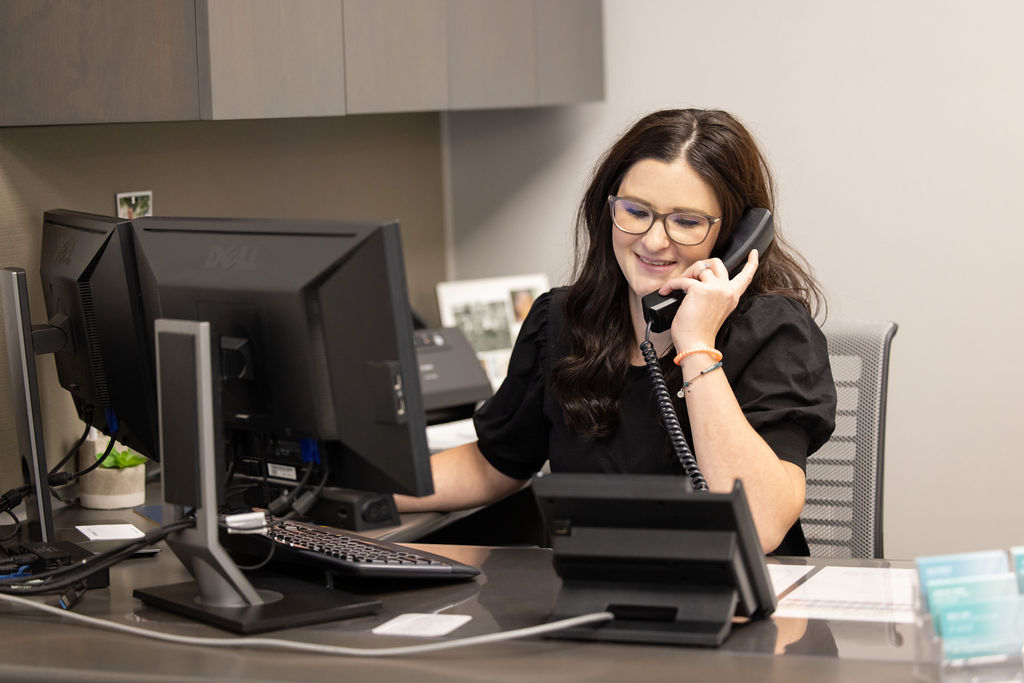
913, 580, 1024, 682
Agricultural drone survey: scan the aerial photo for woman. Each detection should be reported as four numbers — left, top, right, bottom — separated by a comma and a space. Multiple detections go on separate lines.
400, 109, 836, 555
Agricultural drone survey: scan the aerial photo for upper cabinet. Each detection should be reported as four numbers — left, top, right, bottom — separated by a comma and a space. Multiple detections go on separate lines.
198, 0, 347, 120
446, 0, 537, 111
536, 0, 605, 106
342, 0, 449, 115
0, 0, 604, 126
0, 0, 200, 126
344, 0, 605, 114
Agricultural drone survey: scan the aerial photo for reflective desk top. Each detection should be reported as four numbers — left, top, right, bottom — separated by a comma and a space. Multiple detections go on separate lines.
0, 504, 921, 683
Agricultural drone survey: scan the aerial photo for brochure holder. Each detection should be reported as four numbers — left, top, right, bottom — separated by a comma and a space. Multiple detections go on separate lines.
913, 548, 1024, 682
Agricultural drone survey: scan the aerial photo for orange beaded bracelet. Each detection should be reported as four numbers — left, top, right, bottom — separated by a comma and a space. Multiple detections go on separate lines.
672, 345, 723, 366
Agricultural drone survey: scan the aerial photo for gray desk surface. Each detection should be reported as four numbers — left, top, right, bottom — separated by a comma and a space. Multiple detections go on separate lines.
0, 504, 922, 683
367, 507, 479, 543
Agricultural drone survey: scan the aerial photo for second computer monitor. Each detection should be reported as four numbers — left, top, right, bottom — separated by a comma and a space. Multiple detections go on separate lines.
39, 209, 159, 459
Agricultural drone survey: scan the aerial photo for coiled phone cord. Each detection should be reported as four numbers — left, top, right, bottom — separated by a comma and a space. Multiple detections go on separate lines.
640, 323, 709, 492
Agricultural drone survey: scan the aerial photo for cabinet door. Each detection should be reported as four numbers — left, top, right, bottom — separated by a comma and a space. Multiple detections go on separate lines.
536, 0, 604, 106
447, 0, 536, 110
197, 0, 346, 120
0, 0, 199, 126
343, 0, 447, 114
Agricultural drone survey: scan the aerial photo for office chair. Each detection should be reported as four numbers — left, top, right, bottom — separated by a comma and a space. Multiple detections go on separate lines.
802, 319, 898, 559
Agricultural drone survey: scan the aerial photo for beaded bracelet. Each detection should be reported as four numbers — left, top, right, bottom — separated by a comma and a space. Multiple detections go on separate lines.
677, 360, 724, 398
672, 345, 723, 366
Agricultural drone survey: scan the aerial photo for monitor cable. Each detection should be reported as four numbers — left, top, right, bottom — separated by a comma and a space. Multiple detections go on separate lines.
218, 510, 277, 571
47, 405, 95, 477
0, 408, 103, 515
0, 430, 117, 518
222, 456, 331, 570
639, 320, 708, 492
266, 461, 314, 518
278, 455, 330, 521
0, 510, 20, 543
61, 431, 118, 482
0, 590, 614, 656
0, 485, 30, 516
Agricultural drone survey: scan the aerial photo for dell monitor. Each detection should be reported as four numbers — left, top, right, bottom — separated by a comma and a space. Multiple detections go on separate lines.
131, 215, 432, 500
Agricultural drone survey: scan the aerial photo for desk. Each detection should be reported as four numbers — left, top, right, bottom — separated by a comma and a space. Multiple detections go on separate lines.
1, 506, 921, 683
367, 507, 478, 543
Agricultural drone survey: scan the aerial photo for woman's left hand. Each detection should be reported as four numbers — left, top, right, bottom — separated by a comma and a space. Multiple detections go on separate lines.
660, 249, 759, 348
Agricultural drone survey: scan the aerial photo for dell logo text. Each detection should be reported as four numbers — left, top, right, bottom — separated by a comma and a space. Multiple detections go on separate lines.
205, 245, 258, 271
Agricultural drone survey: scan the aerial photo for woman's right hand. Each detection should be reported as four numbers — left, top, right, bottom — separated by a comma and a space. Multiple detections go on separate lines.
662, 249, 759, 350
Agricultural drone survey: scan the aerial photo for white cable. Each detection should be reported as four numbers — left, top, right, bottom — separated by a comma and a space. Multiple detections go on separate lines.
0, 592, 612, 656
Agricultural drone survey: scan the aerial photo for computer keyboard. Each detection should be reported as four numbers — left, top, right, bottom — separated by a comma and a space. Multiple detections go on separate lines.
232, 517, 480, 580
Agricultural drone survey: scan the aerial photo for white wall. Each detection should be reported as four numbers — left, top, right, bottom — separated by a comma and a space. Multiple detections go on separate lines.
445, 0, 1024, 559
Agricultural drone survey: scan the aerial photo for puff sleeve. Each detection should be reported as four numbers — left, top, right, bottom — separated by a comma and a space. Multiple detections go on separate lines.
718, 294, 837, 470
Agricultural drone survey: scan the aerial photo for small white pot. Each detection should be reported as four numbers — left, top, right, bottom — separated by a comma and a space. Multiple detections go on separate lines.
78, 447, 146, 510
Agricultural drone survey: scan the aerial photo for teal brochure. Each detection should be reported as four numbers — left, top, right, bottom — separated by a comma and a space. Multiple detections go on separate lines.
923, 573, 1018, 634
916, 550, 1009, 587
937, 596, 1024, 661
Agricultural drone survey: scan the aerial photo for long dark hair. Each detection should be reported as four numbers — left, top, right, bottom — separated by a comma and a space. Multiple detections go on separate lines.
551, 109, 823, 439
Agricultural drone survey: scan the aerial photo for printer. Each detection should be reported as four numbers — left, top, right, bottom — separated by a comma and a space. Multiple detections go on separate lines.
414, 327, 492, 425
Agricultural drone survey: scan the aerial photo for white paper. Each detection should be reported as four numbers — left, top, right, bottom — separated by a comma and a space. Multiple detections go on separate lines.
425, 418, 478, 453
767, 563, 815, 596
774, 566, 917, 623
76, 523, 145, 541
372, 613, 472, 637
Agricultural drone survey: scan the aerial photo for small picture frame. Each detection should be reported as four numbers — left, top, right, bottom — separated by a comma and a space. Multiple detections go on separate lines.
116, 191, 153, 219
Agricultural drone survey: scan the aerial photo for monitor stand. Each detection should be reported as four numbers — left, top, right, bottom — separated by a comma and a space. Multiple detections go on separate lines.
133, 319, 380, 634
1, 267, 64, 542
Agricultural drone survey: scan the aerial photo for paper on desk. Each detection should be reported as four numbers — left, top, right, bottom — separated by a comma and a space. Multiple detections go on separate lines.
425, 418, 477, 452
767, 563, 815, 596
372, 613, 472, 637
76, 523, 145, 540
773, 566, 917, 623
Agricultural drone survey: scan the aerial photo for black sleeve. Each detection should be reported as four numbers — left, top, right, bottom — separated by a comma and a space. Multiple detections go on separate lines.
472, 290, 554, 480
718, 295, 837, 471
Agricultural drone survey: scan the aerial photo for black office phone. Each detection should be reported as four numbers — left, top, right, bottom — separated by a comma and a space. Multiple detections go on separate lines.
641, 208, 774, 333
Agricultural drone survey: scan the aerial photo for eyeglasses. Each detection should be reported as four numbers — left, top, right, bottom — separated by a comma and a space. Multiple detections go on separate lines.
607, 195, 721, 246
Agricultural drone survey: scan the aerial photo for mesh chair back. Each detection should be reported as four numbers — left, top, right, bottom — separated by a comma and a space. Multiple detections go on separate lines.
802, 319, 897, 558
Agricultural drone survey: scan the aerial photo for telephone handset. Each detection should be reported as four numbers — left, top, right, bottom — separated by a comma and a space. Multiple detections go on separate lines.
641, 208, 775, 333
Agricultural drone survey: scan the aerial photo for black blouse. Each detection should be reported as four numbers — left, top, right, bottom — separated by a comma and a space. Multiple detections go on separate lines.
473, 287, 837, 556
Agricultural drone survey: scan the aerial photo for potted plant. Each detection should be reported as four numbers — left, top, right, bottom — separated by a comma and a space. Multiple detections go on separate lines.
78, 432, 148, 510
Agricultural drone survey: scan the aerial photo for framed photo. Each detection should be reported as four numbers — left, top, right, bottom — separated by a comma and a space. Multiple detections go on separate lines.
115, 191, 153, 219
436, 273, 549, 390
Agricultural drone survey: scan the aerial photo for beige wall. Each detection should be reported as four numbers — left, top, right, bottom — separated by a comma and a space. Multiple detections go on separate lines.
445, 0, 1024, 559
0, 113, 445, 486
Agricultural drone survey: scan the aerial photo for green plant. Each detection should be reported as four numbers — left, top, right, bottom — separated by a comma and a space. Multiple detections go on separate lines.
95, 443, 147, 469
